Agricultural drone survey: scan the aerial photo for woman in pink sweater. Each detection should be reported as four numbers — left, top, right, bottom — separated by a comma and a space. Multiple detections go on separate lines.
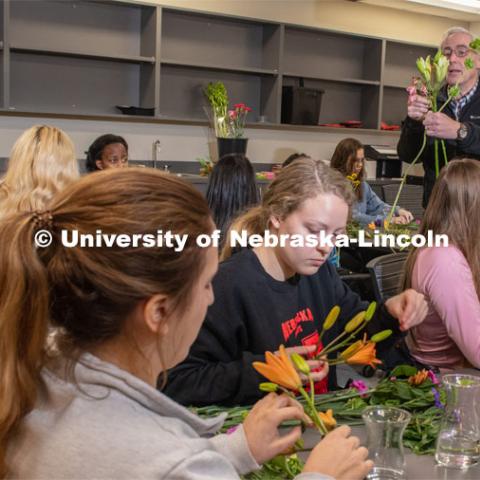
404, 159, 480, 369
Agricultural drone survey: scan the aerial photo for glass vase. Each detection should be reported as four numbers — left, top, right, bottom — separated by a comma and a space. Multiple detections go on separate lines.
362, 405, 411, 480
435, 374, 480, 469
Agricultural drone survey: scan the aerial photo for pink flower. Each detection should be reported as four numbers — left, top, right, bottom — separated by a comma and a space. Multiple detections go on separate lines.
389, 376, 397, 382
226, 425, 239, 435
351, 380, 369, 396
406, 85, 416, 96
228, 110, 237, 119
427, 370, 439, 385
233, 103, 245, 109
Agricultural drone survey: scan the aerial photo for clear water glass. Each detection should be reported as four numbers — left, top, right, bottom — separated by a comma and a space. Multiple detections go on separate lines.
362, 406, 411, 480
435, 374, 480, 469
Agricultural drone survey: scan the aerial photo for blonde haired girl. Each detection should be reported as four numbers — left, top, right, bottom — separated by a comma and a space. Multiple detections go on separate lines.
0, 125, 79, 218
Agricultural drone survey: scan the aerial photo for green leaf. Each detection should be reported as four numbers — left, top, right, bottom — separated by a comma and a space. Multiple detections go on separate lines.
465, 57, 475, 70
390, 365, 418, 378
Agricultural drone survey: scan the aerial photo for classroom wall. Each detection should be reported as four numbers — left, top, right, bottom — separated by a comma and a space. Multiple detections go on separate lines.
3, 0, 469, 177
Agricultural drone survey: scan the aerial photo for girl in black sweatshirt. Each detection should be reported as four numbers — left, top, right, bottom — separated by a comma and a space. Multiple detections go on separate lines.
165, 158, 428, 407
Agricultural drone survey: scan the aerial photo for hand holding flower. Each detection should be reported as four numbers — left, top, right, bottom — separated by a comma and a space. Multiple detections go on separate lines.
243, 393, 310, 464
407, 93, 430, 121
423, 111, 461, 139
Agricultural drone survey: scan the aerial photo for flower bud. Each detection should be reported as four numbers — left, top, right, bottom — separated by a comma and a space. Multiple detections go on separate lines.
340, 340, 362, 359
259, 382, 278, 392
345, 311, 366, 333
323, 305, 341, 330
370, 329, 393, 343
434, 55, 449, 85
364, 301, 377, 322
290, 353, 311, 375
416, 56, 431, 84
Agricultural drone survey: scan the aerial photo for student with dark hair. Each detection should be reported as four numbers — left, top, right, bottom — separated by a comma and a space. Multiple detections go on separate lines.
282, 152, 311, 168
331, 138, 413, 225
85, 133, 129, 172
206, 154, 259, 246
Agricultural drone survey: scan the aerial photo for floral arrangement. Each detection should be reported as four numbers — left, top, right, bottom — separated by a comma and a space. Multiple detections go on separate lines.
250, 303, 393, 436
197, 156, 214, 176
195, 364, 445, 479
204, 81, 252, 138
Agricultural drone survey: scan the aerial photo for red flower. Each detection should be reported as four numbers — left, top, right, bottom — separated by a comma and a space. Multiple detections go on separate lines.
234, 103, 245, 109
244, 106, 252, 112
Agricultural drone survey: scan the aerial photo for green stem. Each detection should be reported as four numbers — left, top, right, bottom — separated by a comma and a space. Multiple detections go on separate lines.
434, 139, 439, 178
440, 139, 448, 167
321, 319, 368, 357
310, 377, 315, 404
298, 386, 327, 435
319, 330, 349, 356
386, 134, 427, 223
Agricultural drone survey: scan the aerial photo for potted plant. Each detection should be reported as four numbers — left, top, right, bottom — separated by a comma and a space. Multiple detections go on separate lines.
204, 81, 252, 159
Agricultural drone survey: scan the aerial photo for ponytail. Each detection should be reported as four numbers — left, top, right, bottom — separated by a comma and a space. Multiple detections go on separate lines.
0, 213, 50, 476
220, 206, 266, 261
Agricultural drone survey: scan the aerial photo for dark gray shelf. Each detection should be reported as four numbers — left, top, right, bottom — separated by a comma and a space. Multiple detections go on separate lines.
0, 0, 428, 134
383, 83, 409, 89
161, 59, 277, 76
10, 45, 155, 65
284, 72, 380, 86
0, 109, 401, 136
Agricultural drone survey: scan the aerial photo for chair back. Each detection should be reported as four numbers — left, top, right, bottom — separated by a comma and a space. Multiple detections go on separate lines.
366, 252, 409, 302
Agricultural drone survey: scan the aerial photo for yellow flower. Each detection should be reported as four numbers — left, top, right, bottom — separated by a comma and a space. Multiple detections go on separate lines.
384, 219, 390, 231
344, 311, 366, 333
340, 339, 364, 360
323, 305, 340, 330
368, 222, 376, 230
341, 337, 382, 368
253, 345, 302, 391
318, 409, 337, 430
408, 369, 429, 386
346, 173, 360, 190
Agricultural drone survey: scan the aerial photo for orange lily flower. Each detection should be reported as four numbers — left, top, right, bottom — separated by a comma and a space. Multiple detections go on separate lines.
384, 220, 390, 231
318, 409, 337, 430
341, 337, 382, 368
408, 369, 429, 386
368, 222, 376, 230
253, 345, 302, 390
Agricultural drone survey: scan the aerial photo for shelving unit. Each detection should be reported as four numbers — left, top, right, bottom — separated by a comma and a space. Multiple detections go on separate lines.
5, 0, 159, 115
381, 41, 436, 126
0, 0, 438, 133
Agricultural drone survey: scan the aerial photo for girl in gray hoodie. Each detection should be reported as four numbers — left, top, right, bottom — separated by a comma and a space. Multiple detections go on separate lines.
0, 168, 372, 480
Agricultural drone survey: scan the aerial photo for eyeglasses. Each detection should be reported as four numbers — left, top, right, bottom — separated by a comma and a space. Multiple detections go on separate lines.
442, 46, 470, 58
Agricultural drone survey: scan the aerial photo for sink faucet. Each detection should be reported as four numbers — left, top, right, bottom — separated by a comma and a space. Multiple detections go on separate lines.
152, 140, 161, 169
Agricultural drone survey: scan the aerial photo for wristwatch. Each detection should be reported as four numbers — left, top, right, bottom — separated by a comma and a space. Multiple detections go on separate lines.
457, 123, 469, 141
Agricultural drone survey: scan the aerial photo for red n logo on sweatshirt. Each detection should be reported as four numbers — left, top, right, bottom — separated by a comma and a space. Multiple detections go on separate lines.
281, 308, 314, 342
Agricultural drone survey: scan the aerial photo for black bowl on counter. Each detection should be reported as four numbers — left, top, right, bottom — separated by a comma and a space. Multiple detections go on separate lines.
116, 105, 155, 116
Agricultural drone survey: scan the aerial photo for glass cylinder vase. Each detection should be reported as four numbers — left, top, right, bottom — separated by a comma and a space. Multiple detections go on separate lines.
362, 405, 411, 480
435, 374, 480, 469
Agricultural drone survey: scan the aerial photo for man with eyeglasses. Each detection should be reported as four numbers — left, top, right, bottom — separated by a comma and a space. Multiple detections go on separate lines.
397, 27, 480, 207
